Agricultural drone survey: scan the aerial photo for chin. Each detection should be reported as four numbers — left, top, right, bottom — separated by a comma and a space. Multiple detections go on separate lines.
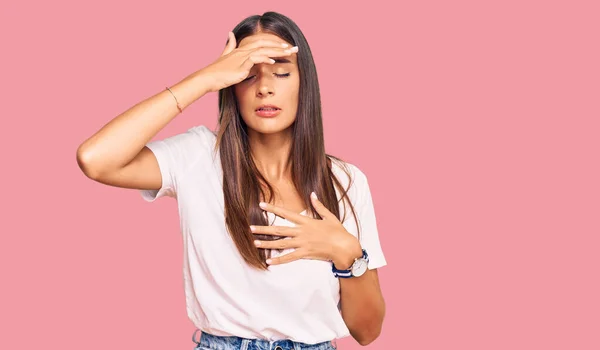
244, 115, 296, 135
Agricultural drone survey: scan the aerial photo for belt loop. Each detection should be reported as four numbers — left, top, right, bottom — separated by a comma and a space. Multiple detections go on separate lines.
241, 338, 250, 350
192, 329, 202, 345
331, 339, 338, 349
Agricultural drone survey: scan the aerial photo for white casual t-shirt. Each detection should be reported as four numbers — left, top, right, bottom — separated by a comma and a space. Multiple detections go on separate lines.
140, 125, 387, 344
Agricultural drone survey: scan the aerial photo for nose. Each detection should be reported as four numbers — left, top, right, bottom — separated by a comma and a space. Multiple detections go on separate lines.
257, 83, 274, 97
256, 72, 275, 97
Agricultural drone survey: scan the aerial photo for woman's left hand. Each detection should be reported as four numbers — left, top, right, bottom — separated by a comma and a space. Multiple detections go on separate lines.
251, 192, 363, 268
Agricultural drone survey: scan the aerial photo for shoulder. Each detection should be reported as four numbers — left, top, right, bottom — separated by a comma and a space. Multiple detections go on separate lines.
153, 124, 216, 148
190, 124, 216, 137
187, 124, 217, 145
184, 124, 218, 165
146, 124, 218, 172
167, 124, 217, 157
329, 156, 369, 190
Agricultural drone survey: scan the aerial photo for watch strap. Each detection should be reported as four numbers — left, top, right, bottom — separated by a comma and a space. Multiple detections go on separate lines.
331, 249, 368, 278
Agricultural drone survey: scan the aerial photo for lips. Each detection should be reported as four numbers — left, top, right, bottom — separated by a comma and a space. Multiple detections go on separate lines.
255, 104, 281, 111
255, 106, 282, 118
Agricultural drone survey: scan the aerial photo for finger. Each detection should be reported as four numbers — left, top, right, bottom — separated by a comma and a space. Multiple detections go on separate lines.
250, 225, 298, 237
259, 202, 307, 224
240, 55, 277, 72
266, 249, 305, 265
310, 192, 334, 220
221, 31, 237, 57
239, 39, 291, 51
251, 46, 298, 59
254, 237, 298, 250
240, 46, 297, 71
241, 47, 296, 70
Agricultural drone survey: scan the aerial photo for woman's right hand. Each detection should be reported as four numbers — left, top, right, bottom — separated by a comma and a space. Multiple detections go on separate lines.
200, 32, 298, 93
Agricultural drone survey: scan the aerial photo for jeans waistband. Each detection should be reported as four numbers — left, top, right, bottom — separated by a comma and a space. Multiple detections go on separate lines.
192, 329, 337, 350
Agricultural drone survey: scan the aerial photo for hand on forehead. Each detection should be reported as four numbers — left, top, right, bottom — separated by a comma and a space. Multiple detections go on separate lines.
238, 32, 291, 49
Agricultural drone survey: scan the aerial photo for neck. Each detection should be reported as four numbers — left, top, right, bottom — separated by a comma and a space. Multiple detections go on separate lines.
248, 127, 294, 183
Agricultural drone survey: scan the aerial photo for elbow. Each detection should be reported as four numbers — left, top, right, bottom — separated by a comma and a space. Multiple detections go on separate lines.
76, 145, 101, 180
355, 327, 382, 346
351, 302, 386, 346
349, 319, 383, 346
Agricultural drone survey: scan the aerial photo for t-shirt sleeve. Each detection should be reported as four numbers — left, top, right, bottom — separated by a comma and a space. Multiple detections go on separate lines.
140, 125, 212, 202
343, 165, 388, 270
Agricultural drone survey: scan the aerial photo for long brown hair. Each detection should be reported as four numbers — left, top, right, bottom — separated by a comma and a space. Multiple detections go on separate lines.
214, 12, 360, 270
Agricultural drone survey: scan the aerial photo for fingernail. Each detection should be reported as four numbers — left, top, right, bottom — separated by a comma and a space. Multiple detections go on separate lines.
259, 202, 267, 209
311, 192, 317, 200
266, 259, 272, 264
250, 225, 256, 231
281, 43, 289, 48
254, 240, 261, 246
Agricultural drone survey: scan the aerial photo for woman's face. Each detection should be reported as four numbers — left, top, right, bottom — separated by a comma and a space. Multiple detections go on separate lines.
234, 32, 300, 136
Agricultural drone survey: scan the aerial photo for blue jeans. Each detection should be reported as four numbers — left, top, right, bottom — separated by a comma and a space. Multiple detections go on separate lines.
192, 329, 338, 350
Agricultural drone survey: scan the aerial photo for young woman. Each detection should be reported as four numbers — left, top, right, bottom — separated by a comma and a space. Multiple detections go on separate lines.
77, 11, 386, 350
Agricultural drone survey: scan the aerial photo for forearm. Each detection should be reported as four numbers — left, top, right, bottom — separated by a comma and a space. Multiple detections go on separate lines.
76, 70, 212, 177
332, 240, 385, 346
339, 269, 386, 345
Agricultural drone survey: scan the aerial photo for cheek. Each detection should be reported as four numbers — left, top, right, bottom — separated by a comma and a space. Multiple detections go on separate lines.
280, 79, 300, 99
234, 86, 252, 108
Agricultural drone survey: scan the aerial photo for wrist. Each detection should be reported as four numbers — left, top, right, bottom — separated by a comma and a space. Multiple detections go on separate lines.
189, 69, 215, 95
182, 69, 215, 96
332, 237, 363, 270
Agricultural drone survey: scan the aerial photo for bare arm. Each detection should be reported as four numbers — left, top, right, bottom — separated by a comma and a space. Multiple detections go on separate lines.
76, 70, 213, 190
76, 33, 296, 191
339, 268, 386, 346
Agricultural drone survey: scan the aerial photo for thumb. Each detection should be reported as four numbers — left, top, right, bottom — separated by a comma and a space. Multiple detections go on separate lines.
221, 31, 236, 57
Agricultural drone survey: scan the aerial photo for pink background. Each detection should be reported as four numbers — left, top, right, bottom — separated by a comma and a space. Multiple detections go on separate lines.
2, 0, 599, 349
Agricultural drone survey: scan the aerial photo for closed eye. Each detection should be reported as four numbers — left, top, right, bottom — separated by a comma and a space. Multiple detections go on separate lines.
243, 73, 291, 82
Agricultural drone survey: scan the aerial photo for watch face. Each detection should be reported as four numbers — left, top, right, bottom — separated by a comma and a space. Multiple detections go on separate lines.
352, 258, 369, 277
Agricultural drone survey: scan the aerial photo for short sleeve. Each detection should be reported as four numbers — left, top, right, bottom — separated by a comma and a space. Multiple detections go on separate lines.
140, 125, 215, 202
342, 165, 387, 270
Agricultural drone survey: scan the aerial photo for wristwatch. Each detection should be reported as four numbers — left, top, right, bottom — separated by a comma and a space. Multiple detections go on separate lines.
331, 249, 369, 278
